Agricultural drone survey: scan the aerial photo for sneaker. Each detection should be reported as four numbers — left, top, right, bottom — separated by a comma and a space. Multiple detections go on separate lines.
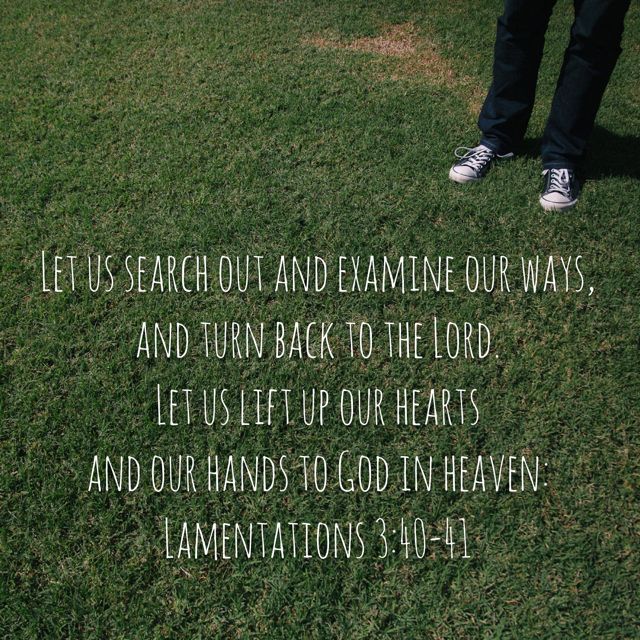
449, 144, 513, 184
540, 168, 580, 211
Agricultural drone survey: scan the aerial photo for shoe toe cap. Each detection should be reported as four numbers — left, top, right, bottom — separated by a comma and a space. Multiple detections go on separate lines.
541, 191, 572, 204
451, 165, 476, 178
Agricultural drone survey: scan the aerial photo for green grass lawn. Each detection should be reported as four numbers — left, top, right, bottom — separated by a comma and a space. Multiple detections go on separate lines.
2, 1, 639, 637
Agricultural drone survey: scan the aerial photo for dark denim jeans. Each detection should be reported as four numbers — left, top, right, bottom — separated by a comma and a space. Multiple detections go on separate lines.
478, 0, 631, 169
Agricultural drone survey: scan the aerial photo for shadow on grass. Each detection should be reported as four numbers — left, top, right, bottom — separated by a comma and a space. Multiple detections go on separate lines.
520, 126, 640, 180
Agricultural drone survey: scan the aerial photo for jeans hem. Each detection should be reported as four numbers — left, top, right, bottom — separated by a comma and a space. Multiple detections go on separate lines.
480, 136, 514, 157
542, 160, 578, 171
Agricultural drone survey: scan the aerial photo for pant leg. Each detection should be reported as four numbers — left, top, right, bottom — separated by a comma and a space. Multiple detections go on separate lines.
478, 0, 557, 155
541, 0, 631, 169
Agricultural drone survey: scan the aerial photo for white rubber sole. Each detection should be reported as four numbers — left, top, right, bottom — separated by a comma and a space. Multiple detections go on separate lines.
539, 196, 578, 211
448, 166, 482, 184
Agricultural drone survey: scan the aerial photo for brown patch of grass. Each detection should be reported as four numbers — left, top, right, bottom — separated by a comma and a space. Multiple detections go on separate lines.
305, 23, 417, 59
304, 22, 484, 115
342, 22, 418, 57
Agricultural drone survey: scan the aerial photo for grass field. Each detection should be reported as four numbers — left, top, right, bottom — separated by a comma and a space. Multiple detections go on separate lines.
2, 1, 639, 637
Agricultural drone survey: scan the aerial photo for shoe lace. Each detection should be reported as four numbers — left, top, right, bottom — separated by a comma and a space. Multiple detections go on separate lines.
454, 146, 494, 170
546, 168, 572, 195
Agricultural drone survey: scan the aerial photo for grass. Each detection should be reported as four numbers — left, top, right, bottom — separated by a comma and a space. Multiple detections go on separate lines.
1, 0, 639, 637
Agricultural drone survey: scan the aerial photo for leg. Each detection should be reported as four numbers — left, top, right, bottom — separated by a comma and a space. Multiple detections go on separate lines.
478, 0, 557, 155
541, 0, 631, 169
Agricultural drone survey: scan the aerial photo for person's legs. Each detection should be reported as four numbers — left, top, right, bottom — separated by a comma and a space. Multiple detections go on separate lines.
541, 0, 631, 169
450, 0, 557, 184
478, 0, 557, 155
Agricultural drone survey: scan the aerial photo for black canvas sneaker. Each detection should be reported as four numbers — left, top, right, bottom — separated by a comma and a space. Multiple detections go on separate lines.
449, 144, 513, 184
540, 168, 580, 211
